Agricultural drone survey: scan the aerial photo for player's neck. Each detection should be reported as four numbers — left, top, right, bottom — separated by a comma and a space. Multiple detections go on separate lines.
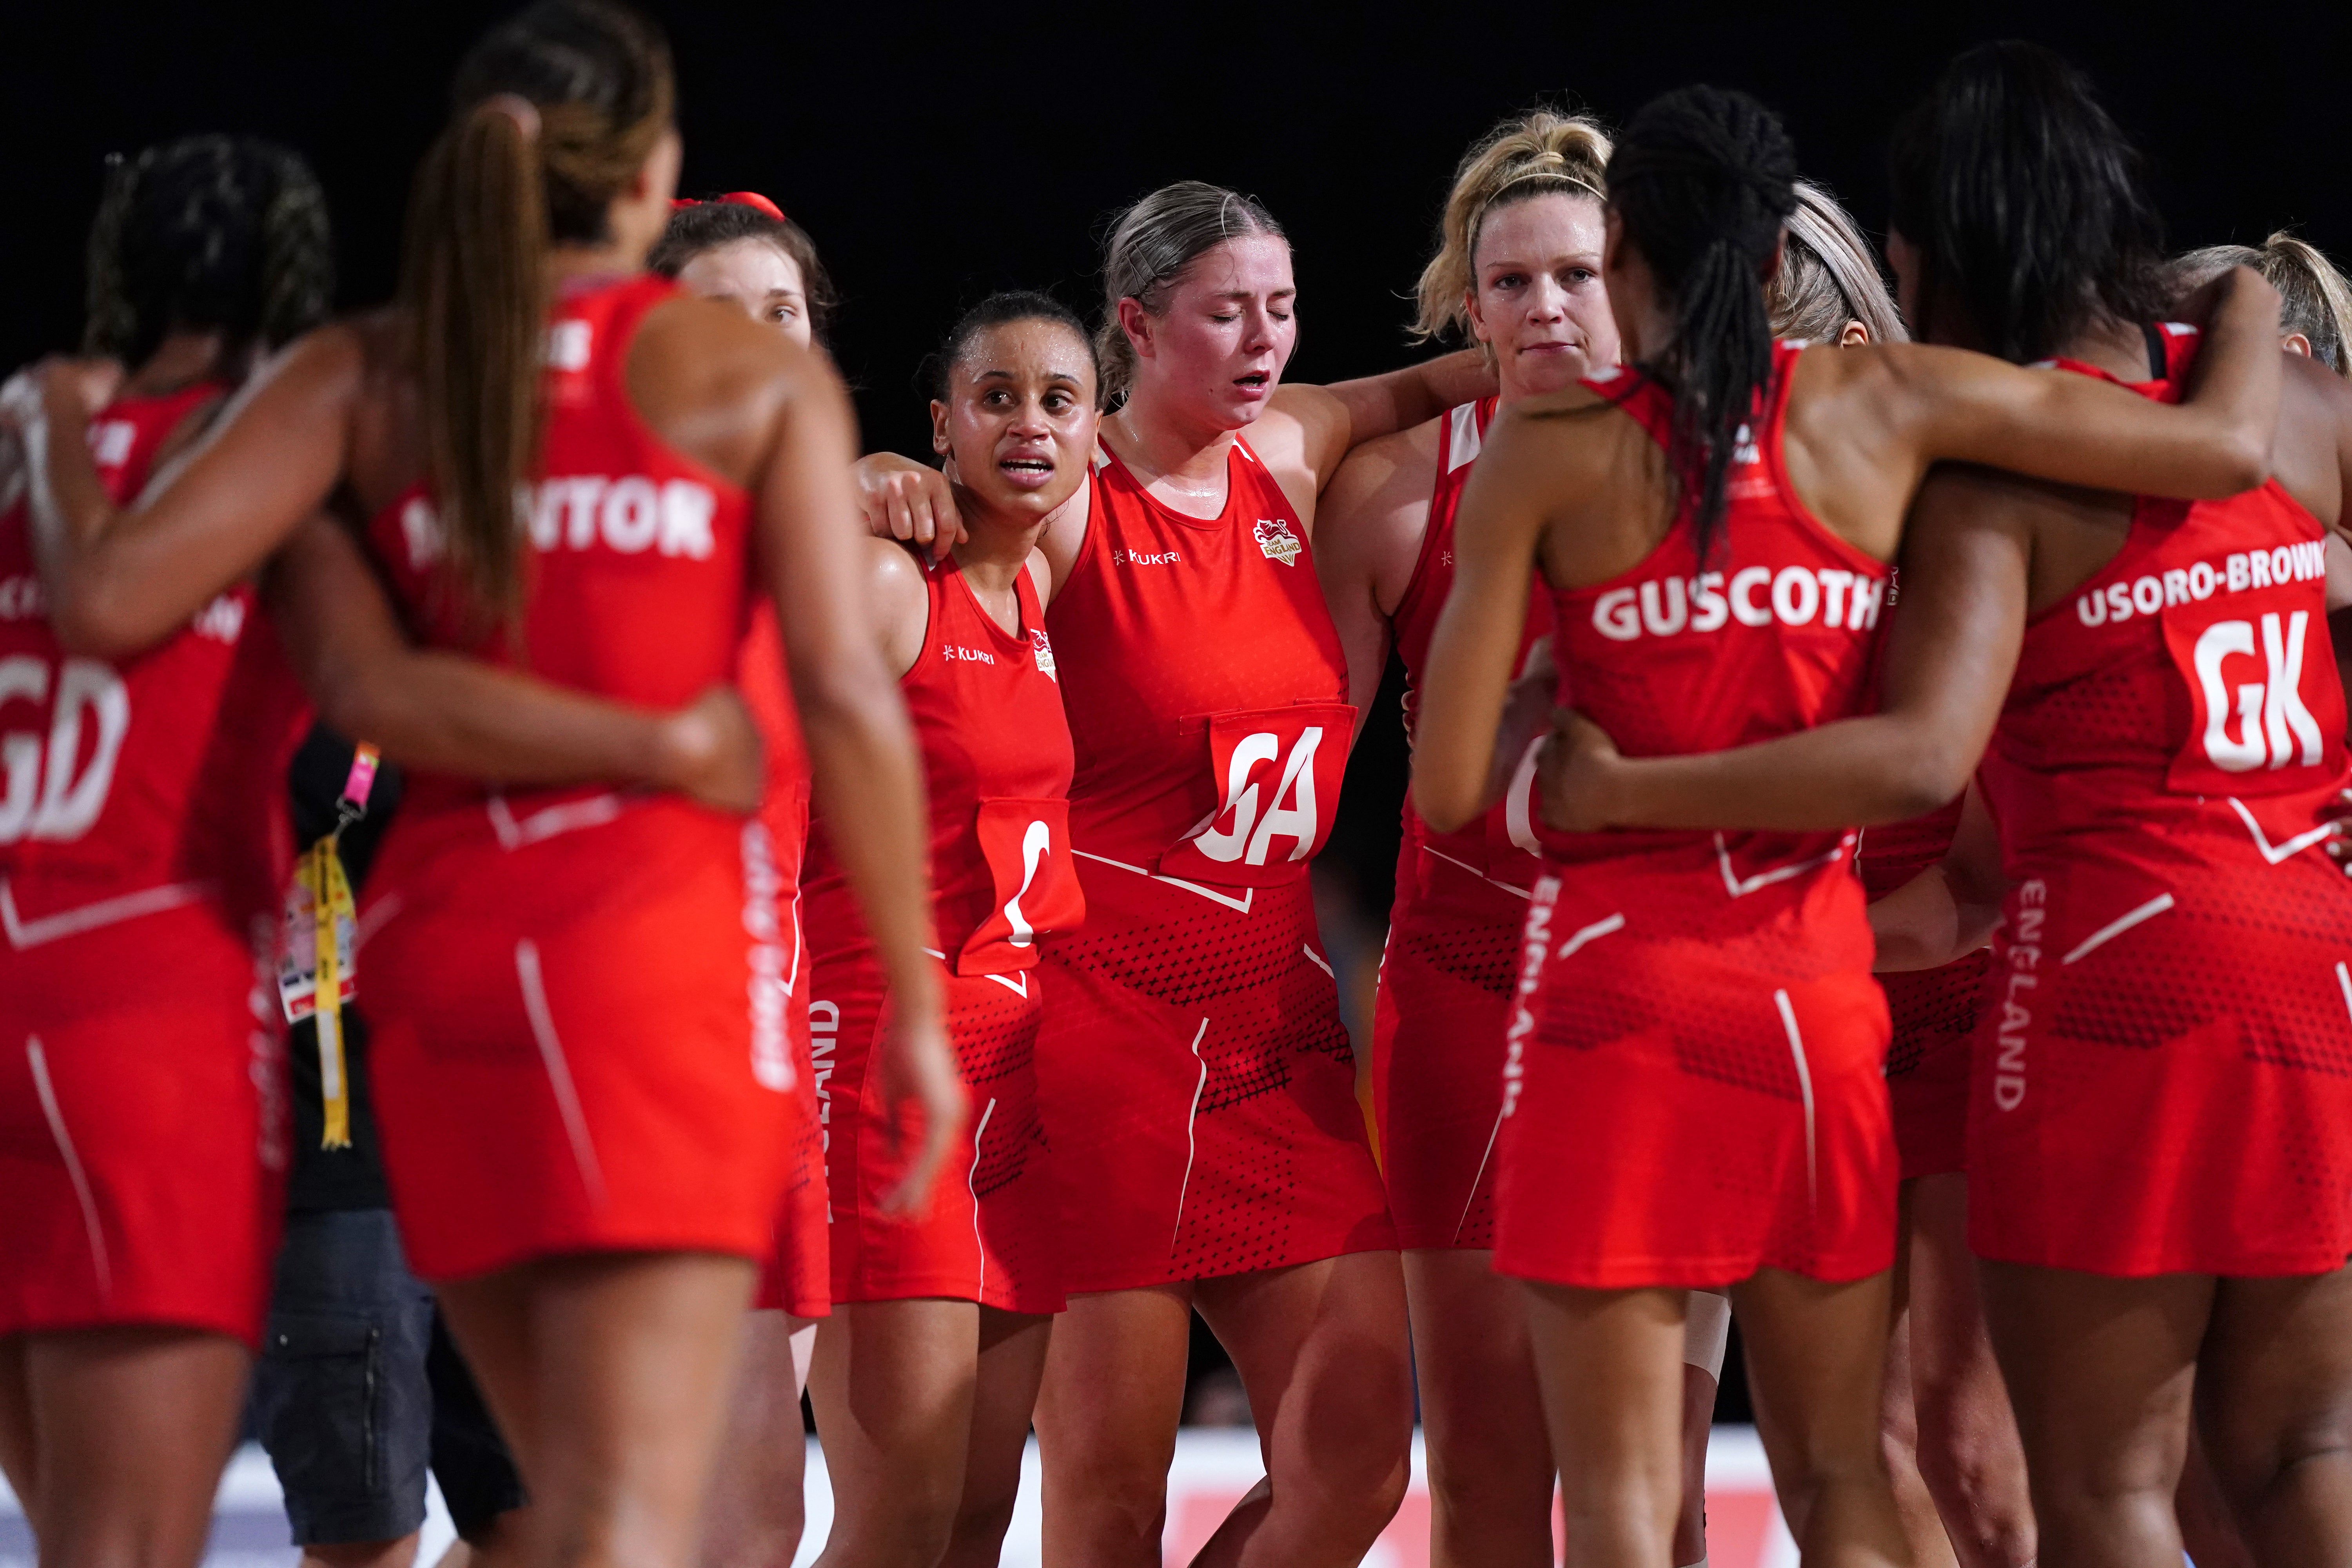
951, 506, 1046, 630
125, 330, 238, 397
2052, 314, 2157, 382
1108, 390, 1238, 499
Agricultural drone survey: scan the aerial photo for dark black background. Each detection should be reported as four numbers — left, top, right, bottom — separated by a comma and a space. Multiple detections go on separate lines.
4, 1, 2345, 458
7, 0, 2341, 1428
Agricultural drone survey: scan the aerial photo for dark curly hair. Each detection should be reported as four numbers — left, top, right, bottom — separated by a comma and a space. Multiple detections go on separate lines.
1603, 85, 1798, 563
1887, 41, 2169, 363
82, 134, 334, 369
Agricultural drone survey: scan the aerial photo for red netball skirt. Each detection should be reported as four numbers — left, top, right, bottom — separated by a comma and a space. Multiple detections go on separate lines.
360, 797, 799, 1283
1880, 951, 1989, 1182
820, 953, 1061, 1315
1495, 868, 1897, 1291
1372, 843, 1530, 1250
0, 895, 283, 1346
1035, 862, 1394, 1292
755, 926, 831, 1319
1968, 850, 2352, 1278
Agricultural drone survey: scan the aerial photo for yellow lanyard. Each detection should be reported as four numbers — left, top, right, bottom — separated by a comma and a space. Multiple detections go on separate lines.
305, 836, 358, 1147
285, 744, 379, 1150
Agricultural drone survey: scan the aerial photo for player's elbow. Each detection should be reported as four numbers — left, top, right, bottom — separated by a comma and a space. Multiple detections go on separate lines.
47, 579, 162, 662
1412, 767, 1479, 836
306, 661, 387, 751
1873, 737, 1973, 824
2203, 426, 2271, 498
791, 654, 905, 757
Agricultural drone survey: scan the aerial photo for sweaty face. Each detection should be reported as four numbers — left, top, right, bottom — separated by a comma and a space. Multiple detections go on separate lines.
675, 239, 811, 347
1123, 232, 1297, 431
929, 319, 1100, 523
1467, 192, 1619, 397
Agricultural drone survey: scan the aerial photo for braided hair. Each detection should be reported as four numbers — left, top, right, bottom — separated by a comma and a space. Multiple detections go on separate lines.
82, 135, 334, 370
1604, 85, 1797, 563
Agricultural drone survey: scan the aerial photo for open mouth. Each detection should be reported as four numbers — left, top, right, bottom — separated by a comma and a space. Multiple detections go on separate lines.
999, 456, 1056, 488
1232, 371, 1272, 395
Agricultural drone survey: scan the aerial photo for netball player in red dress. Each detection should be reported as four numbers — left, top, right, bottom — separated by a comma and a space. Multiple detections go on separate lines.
0, 135, 327, 1568
1540, 49, 2352, 1566
1313, 110, 1715, 1568
857, 184, 1492, 1566
3, 147, 740, 1568
1763, 185, 2033, 1568
17, 8, 956, 1568
652, 190, 837, 1568
1415, 84, 2282, 1568
803, 293, 1094, 1568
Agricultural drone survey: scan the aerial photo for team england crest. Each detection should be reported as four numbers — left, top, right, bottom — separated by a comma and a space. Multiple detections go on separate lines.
1254, 517, 1301, 566
1029, 628, 1058, 681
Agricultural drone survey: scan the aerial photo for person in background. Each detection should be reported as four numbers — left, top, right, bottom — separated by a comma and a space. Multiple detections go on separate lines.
251, 728, 528, 1568
2176, 232, 2352, 377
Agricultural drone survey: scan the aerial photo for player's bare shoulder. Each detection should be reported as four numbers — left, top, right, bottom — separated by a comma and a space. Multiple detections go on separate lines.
628, 292, 844, 483
1325, 413, 1443, 519
1483, 380, 1626, 490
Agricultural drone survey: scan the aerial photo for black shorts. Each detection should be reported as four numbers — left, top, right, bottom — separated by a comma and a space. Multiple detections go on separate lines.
250, 1208, 526, 1545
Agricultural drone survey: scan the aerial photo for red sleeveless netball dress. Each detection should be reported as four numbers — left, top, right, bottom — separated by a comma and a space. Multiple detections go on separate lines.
1857, 799, 1989, 1181
0, 382, 308, 1344
1970, 324, 2352, 1277
737, 604, 830, 1319
1497, 345, 1898, 1289
1035, 439, 1394, 1291
1371, 397, 1558, 1249
804, 554, 1079, 1314
359, 275, 797, 1282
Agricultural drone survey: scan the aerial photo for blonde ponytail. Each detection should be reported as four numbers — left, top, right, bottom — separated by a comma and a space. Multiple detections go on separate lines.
2177, 231, 2352, 377
1770, 181, 1907, 345
2258, 232, 2352, 376
1414, 109, 1612, 345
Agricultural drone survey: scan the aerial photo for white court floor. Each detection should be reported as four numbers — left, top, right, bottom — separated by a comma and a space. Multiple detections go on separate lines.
0, 1426, 1798, 1568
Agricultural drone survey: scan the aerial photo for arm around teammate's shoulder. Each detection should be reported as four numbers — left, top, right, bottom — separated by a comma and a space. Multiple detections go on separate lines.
29, 321, 365, 659
862, 535, 930, 681
1879, 264, 2281, 502
266, 513, 763, 810
1264, 349, 1495, 508
1314, 421, 1436, 727
1540, 464, 2032, 835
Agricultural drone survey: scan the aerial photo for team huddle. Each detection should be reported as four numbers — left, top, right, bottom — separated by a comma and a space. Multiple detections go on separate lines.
5, 4, 2352, 1568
